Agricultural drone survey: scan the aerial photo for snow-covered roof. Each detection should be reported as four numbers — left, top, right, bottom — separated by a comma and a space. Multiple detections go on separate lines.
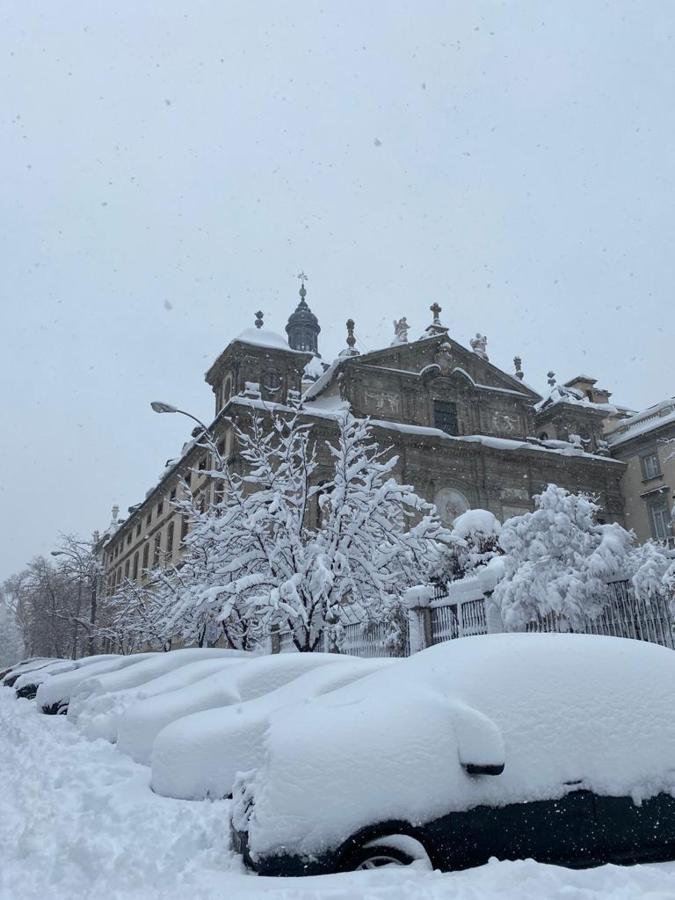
607, 397, 675, 447
233, 327, 305, 353
302, 358, 343, 400
303, 355, 328, 381
535, 383, 616, 416
229, 395, 623, 464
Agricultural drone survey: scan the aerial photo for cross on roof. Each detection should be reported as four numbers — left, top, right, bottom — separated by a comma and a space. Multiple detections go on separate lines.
430, 302, 442, 324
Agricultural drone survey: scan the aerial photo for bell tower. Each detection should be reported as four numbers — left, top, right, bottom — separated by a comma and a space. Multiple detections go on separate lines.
285, 273, 321, 355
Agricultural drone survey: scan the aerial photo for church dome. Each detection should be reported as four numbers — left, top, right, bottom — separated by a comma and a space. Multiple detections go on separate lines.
286, 283, 321, 355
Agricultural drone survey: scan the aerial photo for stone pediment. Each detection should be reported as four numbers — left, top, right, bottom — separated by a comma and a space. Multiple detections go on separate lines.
348, 335, 541, 401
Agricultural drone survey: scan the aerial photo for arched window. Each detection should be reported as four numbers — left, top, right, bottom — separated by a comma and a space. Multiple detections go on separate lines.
222, 375, 233, 405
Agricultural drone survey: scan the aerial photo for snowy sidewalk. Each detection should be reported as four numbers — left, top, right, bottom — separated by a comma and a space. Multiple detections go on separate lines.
2, 688, 675, 900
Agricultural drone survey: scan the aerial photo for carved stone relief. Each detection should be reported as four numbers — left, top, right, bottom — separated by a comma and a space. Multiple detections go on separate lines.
364, 389, 401, 416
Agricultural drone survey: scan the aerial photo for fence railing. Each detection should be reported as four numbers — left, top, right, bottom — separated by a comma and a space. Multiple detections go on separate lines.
274, 577, 674, 658
525, 580, 675, 650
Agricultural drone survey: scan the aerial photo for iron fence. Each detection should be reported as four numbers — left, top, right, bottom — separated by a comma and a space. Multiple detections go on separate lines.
525, 580, 675, 650
274, 579, 674, 657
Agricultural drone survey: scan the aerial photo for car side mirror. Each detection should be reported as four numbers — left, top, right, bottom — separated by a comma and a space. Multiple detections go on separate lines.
449, 701, 505, 777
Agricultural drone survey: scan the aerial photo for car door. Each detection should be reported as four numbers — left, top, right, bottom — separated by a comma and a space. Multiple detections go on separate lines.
423, 786, 599, 871
594, 791, 675, 864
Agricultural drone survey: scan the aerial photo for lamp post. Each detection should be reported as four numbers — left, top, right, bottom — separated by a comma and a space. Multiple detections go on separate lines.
150, 401, 209, 434
150, 401, 225, 467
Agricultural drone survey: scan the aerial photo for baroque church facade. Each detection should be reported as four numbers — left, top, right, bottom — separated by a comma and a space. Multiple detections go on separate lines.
100, 285, 628, 593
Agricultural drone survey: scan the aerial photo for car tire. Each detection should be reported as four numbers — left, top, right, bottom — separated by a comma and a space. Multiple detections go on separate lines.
348, 834, 432, 871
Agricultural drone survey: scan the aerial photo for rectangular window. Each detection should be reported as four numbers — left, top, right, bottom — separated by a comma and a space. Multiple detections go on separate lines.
649, 499, 671, 541
142, 541, 149, 571
641, 452, 661, 480
181, 515, 189, 542
170, 487, 177, 501
124, 559, 130, 578
434, 400, 459, 436
146, 513, 152, 527
132, 552, 139, 581
126, 533, 131, 546
166, 521, 175, 559
157, 500, 164, 517
135, 523, 141, 537
153, 531, 162, 566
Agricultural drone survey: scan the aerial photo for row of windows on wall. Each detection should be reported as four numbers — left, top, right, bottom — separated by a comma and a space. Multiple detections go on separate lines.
110, 457, 219, 562
111, 517, 185, 589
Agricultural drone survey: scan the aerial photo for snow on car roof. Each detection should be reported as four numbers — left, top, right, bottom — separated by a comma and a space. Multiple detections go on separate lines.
150, 657, 392, 799
243, 633, 675, 861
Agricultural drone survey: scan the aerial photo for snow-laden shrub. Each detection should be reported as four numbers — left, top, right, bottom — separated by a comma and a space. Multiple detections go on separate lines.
493, 484, 634, 629
429, 508, 502, 584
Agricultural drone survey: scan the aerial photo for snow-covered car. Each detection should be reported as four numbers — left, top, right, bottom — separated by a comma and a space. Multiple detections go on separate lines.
151, 656, 394, 798
1, 657, 54, 683
36, 653, 157, 714
118, 652, 361, 767
13, 654, 119, 699
75, 654, 250, 743
3, 658, 58, 688
231, 633, 675, 876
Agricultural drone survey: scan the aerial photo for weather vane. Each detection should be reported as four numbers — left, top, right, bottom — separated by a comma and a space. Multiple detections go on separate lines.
297, 271, 309, 283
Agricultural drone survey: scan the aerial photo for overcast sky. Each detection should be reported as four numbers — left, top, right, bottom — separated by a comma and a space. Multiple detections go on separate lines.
1, 1, 673, 580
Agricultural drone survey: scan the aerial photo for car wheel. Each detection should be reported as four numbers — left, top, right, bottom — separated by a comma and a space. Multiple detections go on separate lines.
349, 834, 432, 871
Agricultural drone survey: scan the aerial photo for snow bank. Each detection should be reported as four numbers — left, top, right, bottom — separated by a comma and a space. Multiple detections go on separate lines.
151, 658, 392, 799
243, 633, 675, 861
119, 652, 357, 767
76, 656, 249, 743
36, 653, 156, 712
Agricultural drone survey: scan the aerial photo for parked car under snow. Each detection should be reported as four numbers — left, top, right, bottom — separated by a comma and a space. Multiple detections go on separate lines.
231, 633, 675, 876
118, 651, 364, 767
36, 653, 156, 714
150, 656, 394, 798
13, 654, 119, 700
2, 658, 58, 688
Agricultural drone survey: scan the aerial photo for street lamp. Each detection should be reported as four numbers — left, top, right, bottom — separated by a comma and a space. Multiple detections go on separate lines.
151, 401, 225, 468
150, 401, 209, 434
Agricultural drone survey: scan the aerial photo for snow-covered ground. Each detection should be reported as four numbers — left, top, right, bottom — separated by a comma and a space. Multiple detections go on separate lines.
3, 688, 675, 900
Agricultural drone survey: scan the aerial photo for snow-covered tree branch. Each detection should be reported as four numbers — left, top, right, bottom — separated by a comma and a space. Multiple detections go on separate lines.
140, 408, 450, 652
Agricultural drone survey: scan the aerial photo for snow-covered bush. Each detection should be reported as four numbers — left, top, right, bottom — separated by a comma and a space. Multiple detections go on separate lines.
629, 540, 673, 604
493, 484, 634, 629
430, 509, 502, 584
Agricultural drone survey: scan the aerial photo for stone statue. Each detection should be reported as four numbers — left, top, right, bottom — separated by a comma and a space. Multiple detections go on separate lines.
470, 333, 488, 360
392, 317, 409, 344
